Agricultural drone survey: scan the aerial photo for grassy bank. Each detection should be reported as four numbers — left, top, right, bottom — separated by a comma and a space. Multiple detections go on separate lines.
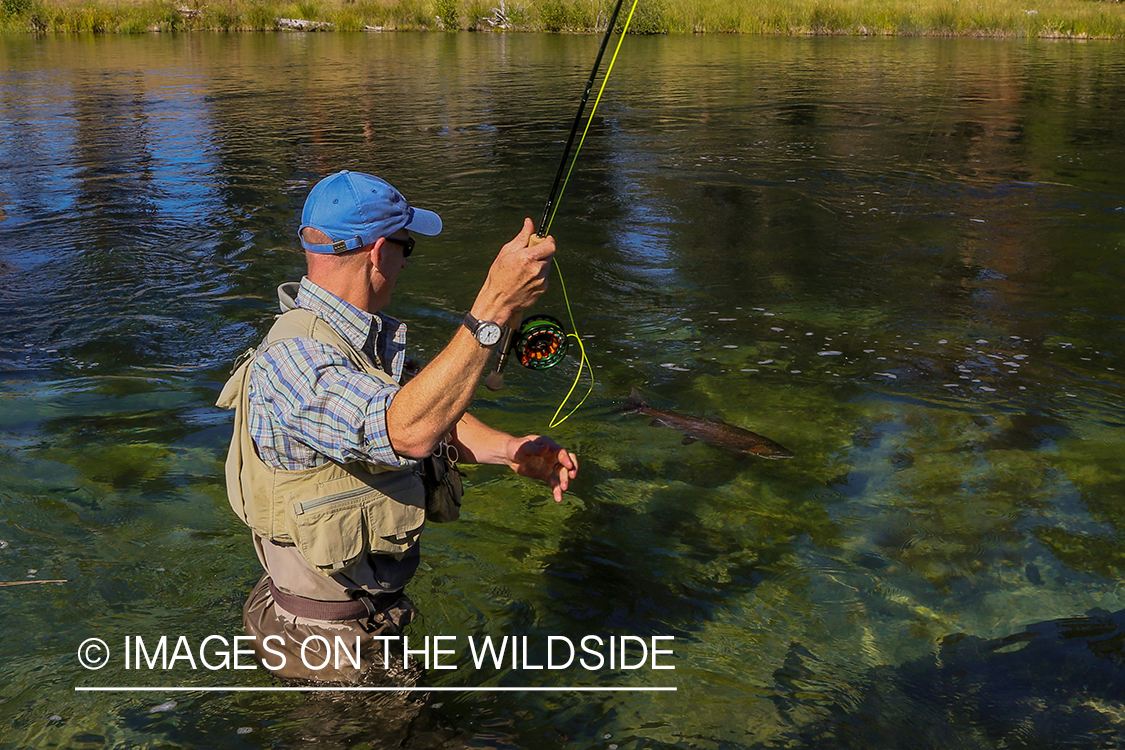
1, 0, 1123, 37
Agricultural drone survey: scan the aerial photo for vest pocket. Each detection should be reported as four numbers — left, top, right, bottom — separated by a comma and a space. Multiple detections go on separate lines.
285, 474, 426, 575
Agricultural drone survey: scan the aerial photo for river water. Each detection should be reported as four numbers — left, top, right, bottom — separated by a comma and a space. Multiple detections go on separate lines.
1, 31, 1124, 749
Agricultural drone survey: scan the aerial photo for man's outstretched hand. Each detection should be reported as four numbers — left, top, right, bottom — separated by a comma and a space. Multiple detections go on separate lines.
505, 435, 579, 503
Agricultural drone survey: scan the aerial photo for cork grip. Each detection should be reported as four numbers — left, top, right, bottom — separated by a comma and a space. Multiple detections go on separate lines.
483, 232, 548, 391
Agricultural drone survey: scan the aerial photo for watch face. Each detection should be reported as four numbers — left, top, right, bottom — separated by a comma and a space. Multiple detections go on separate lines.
477, 322, 503, 347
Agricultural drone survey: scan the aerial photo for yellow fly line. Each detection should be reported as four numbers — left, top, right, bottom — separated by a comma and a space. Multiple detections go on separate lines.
546, 0, 641, 429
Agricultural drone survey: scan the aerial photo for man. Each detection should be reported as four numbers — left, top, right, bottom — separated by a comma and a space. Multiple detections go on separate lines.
217, 170, 578, 684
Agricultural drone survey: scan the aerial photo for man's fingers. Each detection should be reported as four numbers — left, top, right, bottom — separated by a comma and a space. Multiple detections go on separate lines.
518, 217, 535, 242
554, 448, 576, 472
509, 218, 534, 249
509, 436, 576, 503
552, 450, 576, 502
527, 235, 556, 262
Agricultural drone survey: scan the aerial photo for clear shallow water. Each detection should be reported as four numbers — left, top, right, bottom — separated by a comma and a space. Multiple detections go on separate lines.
1, 32, 1124, 749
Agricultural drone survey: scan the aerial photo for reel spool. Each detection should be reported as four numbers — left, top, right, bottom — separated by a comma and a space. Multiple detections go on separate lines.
514, 315, 568, 370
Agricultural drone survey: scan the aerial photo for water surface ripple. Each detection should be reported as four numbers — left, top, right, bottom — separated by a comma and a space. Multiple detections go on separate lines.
1, 33, 1124, 750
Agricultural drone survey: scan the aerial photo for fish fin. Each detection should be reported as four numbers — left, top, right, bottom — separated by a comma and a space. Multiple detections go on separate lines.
750, 440, 795, 459
682, 436, 698, 445
622, 388, 648, 414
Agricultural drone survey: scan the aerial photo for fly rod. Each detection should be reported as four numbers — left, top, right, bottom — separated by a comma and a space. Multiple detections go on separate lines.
485, 0, 641, 420
538, 0, 632, 238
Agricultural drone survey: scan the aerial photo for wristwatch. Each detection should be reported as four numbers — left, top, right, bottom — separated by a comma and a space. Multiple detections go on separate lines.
462, 312, 504, 347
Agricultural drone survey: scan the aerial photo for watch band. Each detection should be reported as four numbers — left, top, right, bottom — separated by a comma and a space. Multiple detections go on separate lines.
462, 312, 483, 334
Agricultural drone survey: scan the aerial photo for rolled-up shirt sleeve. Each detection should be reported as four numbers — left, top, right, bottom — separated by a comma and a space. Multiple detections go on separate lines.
248, 337, 412, 470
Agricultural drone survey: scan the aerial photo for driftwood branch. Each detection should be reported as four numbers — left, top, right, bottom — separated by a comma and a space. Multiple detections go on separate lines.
0, 579, 68, 587
276, 17, 334, 30
484, 1, 510, 28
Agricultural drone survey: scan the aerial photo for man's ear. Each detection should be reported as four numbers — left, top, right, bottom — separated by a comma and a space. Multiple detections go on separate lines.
368, 237, 388, 268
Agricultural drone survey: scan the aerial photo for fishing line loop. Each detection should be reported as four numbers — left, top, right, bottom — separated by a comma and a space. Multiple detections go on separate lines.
542, 0, 641, 429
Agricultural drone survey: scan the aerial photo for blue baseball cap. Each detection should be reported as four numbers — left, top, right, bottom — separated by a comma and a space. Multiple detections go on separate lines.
298, 170, 443, 254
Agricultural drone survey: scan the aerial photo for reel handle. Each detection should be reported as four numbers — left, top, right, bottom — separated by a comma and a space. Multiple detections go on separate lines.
483, 232, 549, 392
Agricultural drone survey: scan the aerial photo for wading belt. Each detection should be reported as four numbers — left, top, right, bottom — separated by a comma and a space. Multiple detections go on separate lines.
267, 578, 399, 623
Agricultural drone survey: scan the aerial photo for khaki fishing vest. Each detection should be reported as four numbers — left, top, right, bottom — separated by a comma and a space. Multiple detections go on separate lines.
216, 308, 425, 575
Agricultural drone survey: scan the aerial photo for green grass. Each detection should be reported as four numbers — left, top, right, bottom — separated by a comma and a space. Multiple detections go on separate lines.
1, 0, 1122, 37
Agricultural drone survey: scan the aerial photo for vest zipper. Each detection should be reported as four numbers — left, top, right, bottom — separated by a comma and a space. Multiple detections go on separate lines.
295, 487, 371, 516
295, 470, 416, 516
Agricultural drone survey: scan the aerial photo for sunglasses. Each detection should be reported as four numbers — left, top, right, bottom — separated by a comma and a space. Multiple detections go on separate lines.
385, 236, 415, 258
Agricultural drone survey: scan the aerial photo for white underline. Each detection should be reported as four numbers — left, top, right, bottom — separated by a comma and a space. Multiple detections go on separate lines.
75, 686, 677, 693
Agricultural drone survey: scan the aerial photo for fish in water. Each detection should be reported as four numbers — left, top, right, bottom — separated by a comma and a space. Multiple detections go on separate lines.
622, 389, 794, 459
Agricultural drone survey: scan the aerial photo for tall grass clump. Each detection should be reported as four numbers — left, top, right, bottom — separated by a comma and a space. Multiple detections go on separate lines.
327, 7, 363, 29
30, 1, 122, 31
1, 0, 1123, 36
432, 0, 457, 27
664, 0, 749, 34
1084, 7, 1125, 39
553, 0, 600, 30
336, 0, 389, 27
200, 0, 243, 29
536, 0, 569, 31
805, 0, 850, 34
1, 0, 31, 19
1, 0, 35, 31
529, 0, 611, 33
615, 0, 665, 34
930, 3, 959, 35
388, 0, 430, 27
244, 1, 280, 29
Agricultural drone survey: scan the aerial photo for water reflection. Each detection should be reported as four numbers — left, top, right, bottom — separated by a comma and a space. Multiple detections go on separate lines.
1, 32, 1124, 750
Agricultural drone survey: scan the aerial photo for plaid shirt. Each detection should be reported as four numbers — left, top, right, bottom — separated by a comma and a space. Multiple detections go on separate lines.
247, 277, 413, 471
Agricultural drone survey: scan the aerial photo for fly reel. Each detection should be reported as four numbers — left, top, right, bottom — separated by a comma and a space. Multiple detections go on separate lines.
514, 315, 568, 370
484, 314, 569, 391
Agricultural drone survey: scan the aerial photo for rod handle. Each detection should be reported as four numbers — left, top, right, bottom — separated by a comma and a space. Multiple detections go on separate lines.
483, 233, 548, 391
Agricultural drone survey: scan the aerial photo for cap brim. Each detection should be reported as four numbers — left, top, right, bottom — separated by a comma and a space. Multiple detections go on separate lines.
405, 207, 443, 236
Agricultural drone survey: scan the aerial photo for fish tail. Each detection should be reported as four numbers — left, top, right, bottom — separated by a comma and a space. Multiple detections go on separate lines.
622, 387, 648, 414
